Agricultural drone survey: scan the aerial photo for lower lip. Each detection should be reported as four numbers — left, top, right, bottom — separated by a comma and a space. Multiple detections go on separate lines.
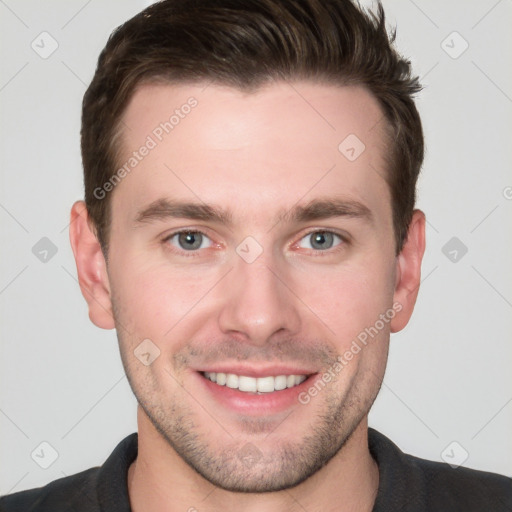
195, 372, 318, 415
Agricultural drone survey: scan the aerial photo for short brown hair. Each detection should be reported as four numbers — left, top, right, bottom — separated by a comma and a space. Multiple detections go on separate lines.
81, 0, 423, 256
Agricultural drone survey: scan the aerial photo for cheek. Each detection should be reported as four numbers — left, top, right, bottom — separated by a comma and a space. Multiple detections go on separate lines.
109, 254, 217, 341
294, 260, 394, 345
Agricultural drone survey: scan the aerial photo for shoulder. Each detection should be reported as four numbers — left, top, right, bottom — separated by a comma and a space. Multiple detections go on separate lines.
369, 428, 512, 511
406, 451, 512, 510
0, 433, 137, 512
0, 467, 99, 512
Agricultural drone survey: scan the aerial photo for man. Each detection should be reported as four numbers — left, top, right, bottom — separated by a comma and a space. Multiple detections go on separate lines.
1, 0, 510, 510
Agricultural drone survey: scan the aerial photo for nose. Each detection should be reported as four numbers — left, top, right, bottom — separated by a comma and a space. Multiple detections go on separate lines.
217, 251, 302, 346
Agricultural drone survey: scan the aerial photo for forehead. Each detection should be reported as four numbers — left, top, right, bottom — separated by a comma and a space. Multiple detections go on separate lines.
112, 81, 390, 226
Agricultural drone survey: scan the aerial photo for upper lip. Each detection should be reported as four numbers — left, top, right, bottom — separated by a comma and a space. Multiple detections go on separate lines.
196, 365, 317, 378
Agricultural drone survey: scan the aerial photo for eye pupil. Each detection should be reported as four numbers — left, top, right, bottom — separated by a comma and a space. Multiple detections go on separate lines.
178, 232, 202, 250
311, 231, 333, 250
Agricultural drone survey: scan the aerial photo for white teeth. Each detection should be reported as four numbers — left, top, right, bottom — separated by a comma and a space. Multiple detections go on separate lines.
257, 376, 275, 393
226, 373, 239, 389
239, 376, 257, 392
203, 372, 308, 393
274, 375, 287, 391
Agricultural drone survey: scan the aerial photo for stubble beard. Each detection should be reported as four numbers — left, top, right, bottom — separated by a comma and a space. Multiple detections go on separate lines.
124, 363, 381, 493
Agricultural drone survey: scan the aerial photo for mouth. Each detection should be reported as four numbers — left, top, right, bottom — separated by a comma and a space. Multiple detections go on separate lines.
202, 371, 309, 394
195, 368, 319, 415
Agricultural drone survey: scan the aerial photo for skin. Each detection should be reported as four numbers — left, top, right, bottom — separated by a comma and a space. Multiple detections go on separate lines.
70, 81, 425, 512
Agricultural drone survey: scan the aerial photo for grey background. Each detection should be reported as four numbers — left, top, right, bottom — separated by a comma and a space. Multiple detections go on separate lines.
1, 0, 511, 494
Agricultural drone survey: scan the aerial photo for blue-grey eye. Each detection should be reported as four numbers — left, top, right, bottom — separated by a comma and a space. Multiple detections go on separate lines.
170, 231, 212, 251
298, 231, 342, 251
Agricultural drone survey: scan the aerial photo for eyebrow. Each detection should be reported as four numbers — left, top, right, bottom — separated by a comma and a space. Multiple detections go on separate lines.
134, 197, 373, 226
281, 197, 373, 225
135, 198, 232, 225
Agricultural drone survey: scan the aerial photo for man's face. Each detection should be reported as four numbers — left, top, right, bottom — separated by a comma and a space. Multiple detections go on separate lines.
104, 81, 399, 491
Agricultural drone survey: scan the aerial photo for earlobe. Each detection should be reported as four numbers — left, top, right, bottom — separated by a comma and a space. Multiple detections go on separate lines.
69, 200, 115, 330
390, 209, 426, 333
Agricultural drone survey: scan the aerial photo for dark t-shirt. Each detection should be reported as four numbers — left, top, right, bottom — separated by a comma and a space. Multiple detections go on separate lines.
1, 428, 511, 511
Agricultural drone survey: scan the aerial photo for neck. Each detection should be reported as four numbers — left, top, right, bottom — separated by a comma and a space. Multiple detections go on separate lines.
128, 407, 379, 512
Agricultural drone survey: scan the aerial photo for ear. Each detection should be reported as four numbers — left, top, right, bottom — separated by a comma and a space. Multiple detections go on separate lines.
390, 209, 426, 333
69, 200, 115, 329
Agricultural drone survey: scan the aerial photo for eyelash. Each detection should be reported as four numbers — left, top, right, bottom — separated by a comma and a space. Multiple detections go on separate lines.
161, 228, 349, 257
161, 229, 213, 258
295, 230, 349, 257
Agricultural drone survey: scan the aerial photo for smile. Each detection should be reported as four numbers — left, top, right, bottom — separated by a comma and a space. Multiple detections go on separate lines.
202, 371, 308, 393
